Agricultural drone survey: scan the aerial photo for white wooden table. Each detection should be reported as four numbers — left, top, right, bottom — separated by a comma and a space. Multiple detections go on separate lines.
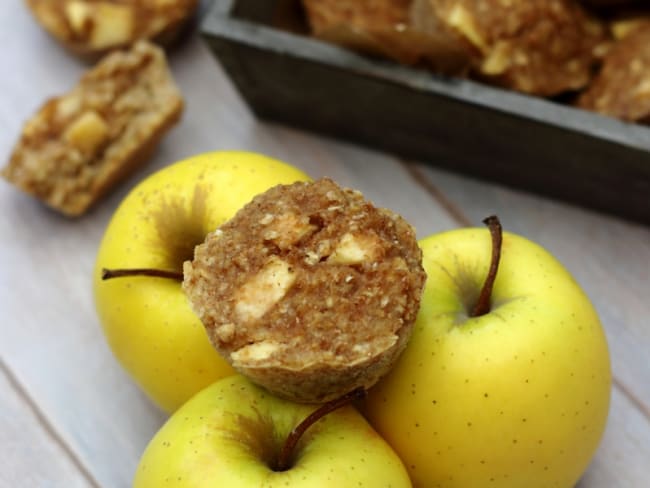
1, 4, 649, 487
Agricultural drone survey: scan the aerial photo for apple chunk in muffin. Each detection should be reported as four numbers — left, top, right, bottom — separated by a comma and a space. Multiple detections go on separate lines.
2, 41, 183, 216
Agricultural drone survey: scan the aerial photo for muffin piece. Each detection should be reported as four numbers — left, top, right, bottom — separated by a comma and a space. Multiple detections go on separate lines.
303, 0, 410, 34
24, 0, 198, 56
183, 178, 426, 403
577, 25, 650, 123
301, 0, 471, 73
610, 13, 650, 40
415, 0, 608, 96
2, 41, 183, 216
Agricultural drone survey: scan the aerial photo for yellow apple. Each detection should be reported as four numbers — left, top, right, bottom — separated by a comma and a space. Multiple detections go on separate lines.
94, 151, 310, 413
134, 375, 412, 487
364, 225, 611, 487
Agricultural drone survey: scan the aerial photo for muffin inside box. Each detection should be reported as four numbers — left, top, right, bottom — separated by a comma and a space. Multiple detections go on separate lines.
201, 0, 650, 225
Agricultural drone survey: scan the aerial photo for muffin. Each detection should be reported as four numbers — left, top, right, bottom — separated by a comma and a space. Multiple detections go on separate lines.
302, 0, 471, 73
577, 24, 650, 123
2, 41, 183, 216
413, 0, 608, 96
24, 0, 198, 56
183, 178, 426, 403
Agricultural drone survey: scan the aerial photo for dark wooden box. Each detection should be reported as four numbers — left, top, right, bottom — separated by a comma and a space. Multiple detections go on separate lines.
201, 0, 650, 225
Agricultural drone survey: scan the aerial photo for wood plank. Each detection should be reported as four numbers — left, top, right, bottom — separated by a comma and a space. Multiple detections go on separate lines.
0, 360, 95, 488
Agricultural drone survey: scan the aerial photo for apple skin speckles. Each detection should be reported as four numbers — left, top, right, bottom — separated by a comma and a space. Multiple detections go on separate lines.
364, 227, 611, 488
133, 375, 412, 487
94, 151, 310, 413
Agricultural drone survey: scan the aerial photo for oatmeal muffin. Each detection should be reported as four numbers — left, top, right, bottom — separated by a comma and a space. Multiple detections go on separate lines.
2, 41, 183, 216
414, 0, 608, 96
302, 0, 470, 72
24, 0, 198, 56
183, 178, 426, 403
577, 25, 650, 123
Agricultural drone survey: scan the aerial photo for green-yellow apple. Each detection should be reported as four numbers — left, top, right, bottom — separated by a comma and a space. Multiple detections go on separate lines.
134, 375, 412, 487
94, 151, 310, 413
364, 219, 611, 488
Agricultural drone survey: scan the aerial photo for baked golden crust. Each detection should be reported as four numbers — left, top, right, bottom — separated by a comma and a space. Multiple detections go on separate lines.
419, 0, 608, 96
610, 13, 650, 40
303, 0, 411, 34
183, 178, 426, 403
24, 0, 198, 56
577, 25, 650, 123
2, 41, 183, 216
302, 0, 471, 72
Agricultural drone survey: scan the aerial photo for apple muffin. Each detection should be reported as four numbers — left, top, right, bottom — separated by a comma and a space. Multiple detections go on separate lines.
183, 178, 426, 403
412, 0, 608, 96
301, 0, 470, 72
24, 0, 198, 56
2, 41, 183, 216
577, 25, 650, 123
302, 0, 413, 58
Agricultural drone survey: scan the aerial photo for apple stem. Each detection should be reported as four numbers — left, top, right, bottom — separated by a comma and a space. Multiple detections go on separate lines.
470, 215, 503, 318
101, 268, 184, 282
275, 387, 366, 472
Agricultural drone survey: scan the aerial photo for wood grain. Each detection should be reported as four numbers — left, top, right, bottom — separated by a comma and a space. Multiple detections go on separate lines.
0, 360, 95, 488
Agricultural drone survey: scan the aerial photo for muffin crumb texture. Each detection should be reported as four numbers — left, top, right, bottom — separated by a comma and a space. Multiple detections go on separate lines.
25, 0, 198, 56
183, 178, 426, 403
578, 24, 650, 123
2, 41, 183, 216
